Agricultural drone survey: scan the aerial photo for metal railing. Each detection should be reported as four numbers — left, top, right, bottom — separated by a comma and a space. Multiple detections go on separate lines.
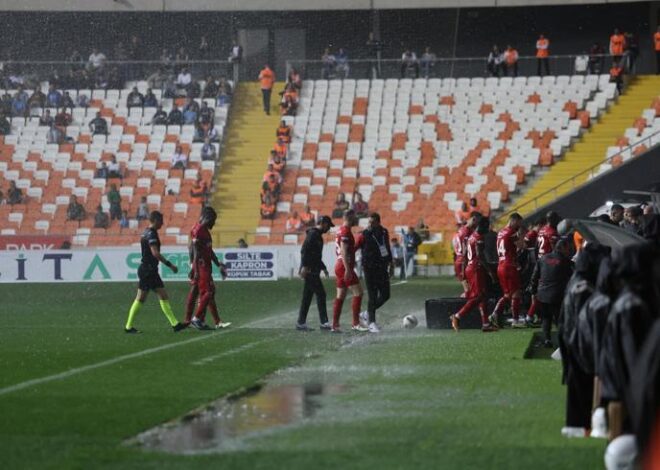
286, 54, 617, 80
498, 129, 660, 222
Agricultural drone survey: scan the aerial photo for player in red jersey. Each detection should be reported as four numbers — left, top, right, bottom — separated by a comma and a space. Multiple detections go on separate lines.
526, 211, 561, 322
189, 207, 231, 330
452, 212, 481, 296
490, 212, 526, 328
333, 210, 368, 332
450, 217, 497, 333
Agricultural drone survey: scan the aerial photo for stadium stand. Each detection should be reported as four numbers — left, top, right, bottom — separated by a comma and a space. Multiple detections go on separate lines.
254, 74, 616, 245
0, 80, 229, 247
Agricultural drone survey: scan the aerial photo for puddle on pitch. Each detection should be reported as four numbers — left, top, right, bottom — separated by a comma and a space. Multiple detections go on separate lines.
134, 383, 349, 454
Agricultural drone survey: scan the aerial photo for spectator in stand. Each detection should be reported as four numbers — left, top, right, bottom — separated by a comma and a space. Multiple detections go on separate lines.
201, 138, 216, 161
237, 238, 248, 249
28, 86, 45, 110
1, 93, 12, 116
89, 112, 108, 135
286, 211, 304, 233
206, 125, 220, 142
336, 48, 350, 79
654, 26, 660, 74
7, 180, 23, 205
609, 28, 626, 63
390, 237, 406, 280
258, 64, 275, 115
108, 154, 122, 180
68, 49, 84, 70
126, 87, 144, 108
503, 45, 519, 77
610, 204, 625, 226
203, 77, 219, 98
54, 108, 72, 129
66, 195, 86, 221
87, 48, 106, 71
143, 88, 158, 107
420, 47, 436, 78
288, 68, 302, 91
167, 105, 184, 125
76, 92, 89, 108
280, 84, 299, 116
190, 176, 208, 205
171, 145, 188, 170
401, 49, 419, 78
351, 192, 369, 218
94, 205, 109, 229
263, 163, 282, 184
96, 161, 109, 179
321, 48, 336, 79
622, 205, 643, 235
229, 40, 242, 64
609, 59, 624, 94
47, 123, 64, 144
301, 205, 315, 227
175, 46, 189, 63
416, 218, 430, 241
176, 67, 192, 94
536, 34, 550, 76
39, 110, 53, 127
198, 35, 210, 59
217, 78, 232, 106
182, 98, 199, 124
261, 174, 281, 200
61, 92, 75, 111
0, 113, 9, 135
151, 105, 168, 125
403, 226, 422, 277
107, 184, 122, 220
186, 80, 201, 99
198, 101, 214, 127
136, 196, 149, 220
120, 210, 129, 229
332, 193, 350, 219
12, 87, 28, 117
261, 193, 276, 219
273, 139, 287, 159
270, 151, 285, 173
487, 45, 503, 77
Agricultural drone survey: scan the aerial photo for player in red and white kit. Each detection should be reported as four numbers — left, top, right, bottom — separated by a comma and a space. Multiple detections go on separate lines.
190, 207, 231, 330
452, 212, 481, 297
450, 217, 497, 333
333, 210, 368, 332
490, 212, 526, 328
525, 211, 561, 323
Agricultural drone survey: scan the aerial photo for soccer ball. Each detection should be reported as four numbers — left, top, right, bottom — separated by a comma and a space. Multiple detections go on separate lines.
402, 314, 418, 329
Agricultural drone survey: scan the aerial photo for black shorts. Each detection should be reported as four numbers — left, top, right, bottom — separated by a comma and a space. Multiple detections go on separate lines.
138, 264, 164, 291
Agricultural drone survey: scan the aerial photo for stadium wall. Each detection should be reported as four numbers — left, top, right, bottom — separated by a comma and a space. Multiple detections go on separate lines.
523, 144, 660, 221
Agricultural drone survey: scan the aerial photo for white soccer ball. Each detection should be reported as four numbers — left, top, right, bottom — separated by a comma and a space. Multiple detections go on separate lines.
402, 314, 418, 329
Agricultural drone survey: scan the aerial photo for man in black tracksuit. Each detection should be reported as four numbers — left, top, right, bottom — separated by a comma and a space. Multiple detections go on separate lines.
528, 238, 573, 347
296, 216, 334, 331
357, 212, 394, 333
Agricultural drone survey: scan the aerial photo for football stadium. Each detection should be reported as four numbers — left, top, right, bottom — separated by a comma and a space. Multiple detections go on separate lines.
1, 1, 660, 468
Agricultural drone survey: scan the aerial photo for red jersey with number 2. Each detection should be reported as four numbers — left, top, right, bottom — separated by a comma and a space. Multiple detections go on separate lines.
497, 226, 519, 266
191, 223, 213, 269
537, 225, 559, 258
452, 226, 472, 260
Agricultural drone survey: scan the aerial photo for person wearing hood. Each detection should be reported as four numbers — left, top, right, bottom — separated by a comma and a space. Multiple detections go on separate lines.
558, 242, 611, 435
599, 243, 660, 440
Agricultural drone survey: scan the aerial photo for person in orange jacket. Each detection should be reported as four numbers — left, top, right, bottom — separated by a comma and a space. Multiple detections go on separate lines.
536, 34, 550, 76
609, 28, 626, 62
503, 45, 519, 77
258, 64, 275, 115
609, 59, 624, 93
654, 26, 660, 74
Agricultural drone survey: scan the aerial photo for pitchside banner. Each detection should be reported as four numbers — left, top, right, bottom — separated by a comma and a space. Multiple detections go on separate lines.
0, 248, 278, 283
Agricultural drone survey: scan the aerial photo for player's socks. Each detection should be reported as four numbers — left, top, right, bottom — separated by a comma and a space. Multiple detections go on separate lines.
527, 297, 538, 317
351, 296, 362, 326
511, 297, 522, 321
492, 297, 507, 318
159, 299, 178, 326
478, 301, 488, 324
184, 290, 197, 323
333, 297, 344, 329
208, 299, 221, 325
125, 300, 142, 329
456, 298, 478, 319
194, 292, 211, 321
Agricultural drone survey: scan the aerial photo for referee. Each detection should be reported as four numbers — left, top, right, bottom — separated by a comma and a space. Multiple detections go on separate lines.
296, 215, 334, 331
357, 212, 394, 333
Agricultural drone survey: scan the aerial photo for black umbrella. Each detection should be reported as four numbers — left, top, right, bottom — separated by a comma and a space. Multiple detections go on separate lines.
557, 219, 645, 248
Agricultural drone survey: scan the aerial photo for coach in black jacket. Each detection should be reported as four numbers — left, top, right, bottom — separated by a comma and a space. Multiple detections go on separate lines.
296, 216, 334, 331
357, 213, 394, 331
528, 238, 573, 347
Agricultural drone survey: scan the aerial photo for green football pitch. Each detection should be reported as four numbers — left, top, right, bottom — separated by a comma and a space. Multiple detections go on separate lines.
0, 278, 604, 469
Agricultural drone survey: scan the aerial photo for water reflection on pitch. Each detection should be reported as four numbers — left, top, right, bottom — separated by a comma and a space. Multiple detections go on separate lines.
136, 383, 349, 453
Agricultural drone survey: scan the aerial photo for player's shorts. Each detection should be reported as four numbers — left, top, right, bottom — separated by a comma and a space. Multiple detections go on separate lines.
138, 264, 164, 291
465, 264, 486, 299
497, 262, 521, 296
196, 266, 215, 294
335, 261, 359, 289
454, 257, 465, 281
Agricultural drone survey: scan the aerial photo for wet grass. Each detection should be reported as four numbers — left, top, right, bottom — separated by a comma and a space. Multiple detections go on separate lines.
0, 279, 603, 468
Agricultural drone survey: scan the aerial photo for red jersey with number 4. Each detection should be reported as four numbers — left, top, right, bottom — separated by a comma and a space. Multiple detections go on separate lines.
497, 226, 519, 266
537, 225, 559, 258
191, 223, 213, 268
452, 226, 472, 260
335, 225, 355, 267
466, 231, 484, 268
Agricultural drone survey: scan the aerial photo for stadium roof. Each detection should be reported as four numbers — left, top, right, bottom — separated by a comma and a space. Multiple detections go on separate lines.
0, 0, 646, 11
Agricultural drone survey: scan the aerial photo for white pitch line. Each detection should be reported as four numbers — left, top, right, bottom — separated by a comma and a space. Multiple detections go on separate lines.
0, 279, 411, 396
191, 338, 274, 366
